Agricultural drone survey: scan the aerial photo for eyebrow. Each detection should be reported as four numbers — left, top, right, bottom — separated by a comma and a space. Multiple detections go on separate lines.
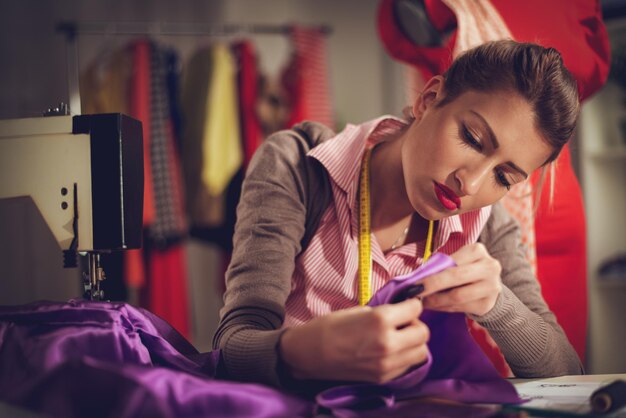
469, 110, 529, 179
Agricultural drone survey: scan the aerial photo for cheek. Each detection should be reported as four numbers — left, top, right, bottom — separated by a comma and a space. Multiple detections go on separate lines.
404, 122, 465, 184
471, 186, 508, 209
416, 133, 456, 170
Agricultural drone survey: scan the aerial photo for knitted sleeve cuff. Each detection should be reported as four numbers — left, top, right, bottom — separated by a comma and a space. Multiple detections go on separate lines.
222, 327, 288, 387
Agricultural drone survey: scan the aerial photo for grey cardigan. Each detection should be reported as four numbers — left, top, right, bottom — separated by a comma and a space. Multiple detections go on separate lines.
212, 121, 583, 387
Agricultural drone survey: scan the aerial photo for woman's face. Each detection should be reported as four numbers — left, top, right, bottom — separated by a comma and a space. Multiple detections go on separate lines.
402, 77, 554, 220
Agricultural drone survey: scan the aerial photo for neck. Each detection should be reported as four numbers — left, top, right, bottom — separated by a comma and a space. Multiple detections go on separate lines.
369, 137, 414, 230
368, 131, 435, 249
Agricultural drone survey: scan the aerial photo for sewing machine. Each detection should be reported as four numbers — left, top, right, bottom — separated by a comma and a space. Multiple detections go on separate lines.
0, 113, 143, 300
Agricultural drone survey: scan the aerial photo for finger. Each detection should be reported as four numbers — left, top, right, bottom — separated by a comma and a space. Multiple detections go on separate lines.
423, 281, 500, 314
425, 277, 496, 307
394, 320, 430, 350
425, 277, 498, 307
359, 343, 430, 383
449, 242, 490, 265
376, 297, 423, 327
419, 262, 487, 297
377, 344, 430, 382
425, 296, 495, 316
356, 319, 428, 360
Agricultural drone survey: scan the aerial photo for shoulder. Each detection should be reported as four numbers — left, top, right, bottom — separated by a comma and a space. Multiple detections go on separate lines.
482, 202, 518, 233
478, 202, 522, 252
249, 122, 336, 171
243, 123, 336, 210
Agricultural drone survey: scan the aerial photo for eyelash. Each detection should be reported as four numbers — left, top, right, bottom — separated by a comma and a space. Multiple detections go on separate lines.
460, 124, 512, 190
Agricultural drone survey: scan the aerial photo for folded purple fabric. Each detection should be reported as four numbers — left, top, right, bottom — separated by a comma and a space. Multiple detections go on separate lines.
316, 253, 523, 416
0, 253, 521, 418
0, 300, 314, 418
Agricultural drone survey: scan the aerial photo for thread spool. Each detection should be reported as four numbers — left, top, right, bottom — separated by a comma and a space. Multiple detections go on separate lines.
590, 380, 626, 415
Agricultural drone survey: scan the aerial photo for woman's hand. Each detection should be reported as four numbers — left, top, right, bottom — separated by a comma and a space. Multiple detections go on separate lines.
278, 298, 429, 383
420, 243, 502, 316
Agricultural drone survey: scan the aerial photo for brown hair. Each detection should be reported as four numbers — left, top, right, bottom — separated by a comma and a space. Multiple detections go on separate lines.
437, 40, 580, 165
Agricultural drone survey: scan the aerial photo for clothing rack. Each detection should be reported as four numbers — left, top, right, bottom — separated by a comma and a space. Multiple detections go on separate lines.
57, 21, 332, 37
56, 20, 333, 115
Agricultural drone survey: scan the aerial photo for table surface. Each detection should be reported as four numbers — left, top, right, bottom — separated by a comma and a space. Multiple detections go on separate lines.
507, 374, 626, 417
511, 373, 626, 384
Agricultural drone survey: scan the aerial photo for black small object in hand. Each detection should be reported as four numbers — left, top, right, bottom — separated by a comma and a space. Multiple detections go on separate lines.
391, 284, 425, 304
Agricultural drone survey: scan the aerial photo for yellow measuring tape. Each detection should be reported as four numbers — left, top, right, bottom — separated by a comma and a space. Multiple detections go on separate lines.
358, 148, 373, 306
358, 147, 434, 306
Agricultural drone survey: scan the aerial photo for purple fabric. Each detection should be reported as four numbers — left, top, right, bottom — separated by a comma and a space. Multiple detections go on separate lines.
0, 253, 521, 418
316, 253, 523, 416
0, 300, 314, 418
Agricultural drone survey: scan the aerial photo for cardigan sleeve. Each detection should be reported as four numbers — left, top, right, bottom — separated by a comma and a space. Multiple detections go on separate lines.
474, 202, 583, 377
212, 123, 332, 387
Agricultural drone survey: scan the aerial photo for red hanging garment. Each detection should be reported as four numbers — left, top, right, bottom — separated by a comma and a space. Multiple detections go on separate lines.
282, 26, 335, 130
124, 40, 155, 290
233, 41, 263, 170
129, 40, 156, 228
143, 43, 190, 338
146, 244, 190, 338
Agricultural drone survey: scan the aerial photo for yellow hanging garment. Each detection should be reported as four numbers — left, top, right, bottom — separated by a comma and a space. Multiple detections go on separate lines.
201, 43, 243, 197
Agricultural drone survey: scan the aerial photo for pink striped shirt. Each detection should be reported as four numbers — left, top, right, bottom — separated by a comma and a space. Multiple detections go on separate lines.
284, 117, 492, 326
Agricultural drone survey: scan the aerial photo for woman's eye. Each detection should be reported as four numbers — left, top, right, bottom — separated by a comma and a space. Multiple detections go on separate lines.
495, 168, 512, 190
460, 123, 511, 190
462, 125, 483, 151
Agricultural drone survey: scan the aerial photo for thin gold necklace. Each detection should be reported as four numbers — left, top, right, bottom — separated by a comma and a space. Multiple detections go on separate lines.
390, 225, 410, 251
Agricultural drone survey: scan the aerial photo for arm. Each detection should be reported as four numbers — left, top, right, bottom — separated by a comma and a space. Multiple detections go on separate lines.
418, 203, 582, 377
213, 126, 431, 387
474, 202, 583, 377
212, 128, 310, 387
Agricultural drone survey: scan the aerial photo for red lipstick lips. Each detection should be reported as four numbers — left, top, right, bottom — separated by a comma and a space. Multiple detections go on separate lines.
434, 182, 461, 211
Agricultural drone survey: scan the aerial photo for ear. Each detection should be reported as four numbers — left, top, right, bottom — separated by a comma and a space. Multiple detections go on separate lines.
412, 76, 445, 121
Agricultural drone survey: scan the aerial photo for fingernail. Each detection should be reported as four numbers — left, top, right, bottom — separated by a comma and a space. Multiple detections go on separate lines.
404, 284, 425, 298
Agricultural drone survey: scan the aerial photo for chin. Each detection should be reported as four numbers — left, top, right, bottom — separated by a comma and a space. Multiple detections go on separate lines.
413, 204, 447, 221
410, 184, 460, 220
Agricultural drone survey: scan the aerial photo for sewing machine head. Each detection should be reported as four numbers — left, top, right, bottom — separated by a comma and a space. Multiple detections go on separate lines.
0, 113, 143, 300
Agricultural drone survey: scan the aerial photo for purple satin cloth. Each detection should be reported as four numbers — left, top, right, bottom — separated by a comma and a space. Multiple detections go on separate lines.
316, 253, 523, 416
0, 300, 314, 418
0, 253, 521, 418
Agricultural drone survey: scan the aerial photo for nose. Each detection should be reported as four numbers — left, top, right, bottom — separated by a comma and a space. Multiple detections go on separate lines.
455, 163, 492, 196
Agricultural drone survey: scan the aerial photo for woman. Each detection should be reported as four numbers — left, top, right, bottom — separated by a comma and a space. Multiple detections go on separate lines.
212, 40, 583, 388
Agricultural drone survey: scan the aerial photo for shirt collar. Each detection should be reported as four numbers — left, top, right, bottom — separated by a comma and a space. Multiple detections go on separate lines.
308, 115, 475, 239
308, 116, 408, 197
308, 115, 491, 263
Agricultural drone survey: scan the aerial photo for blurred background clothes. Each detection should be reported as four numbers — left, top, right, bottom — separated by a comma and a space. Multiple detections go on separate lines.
78, 26, 335, 338
282, 26, 335, 130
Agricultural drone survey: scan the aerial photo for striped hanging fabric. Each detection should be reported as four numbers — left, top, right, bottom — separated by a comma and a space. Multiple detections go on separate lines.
143, 42, 190, 338
148, 43, 187, 245
282, 26, 335, 130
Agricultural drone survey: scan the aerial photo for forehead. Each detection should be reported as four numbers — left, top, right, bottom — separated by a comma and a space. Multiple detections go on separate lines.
447, 90, 553, 170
